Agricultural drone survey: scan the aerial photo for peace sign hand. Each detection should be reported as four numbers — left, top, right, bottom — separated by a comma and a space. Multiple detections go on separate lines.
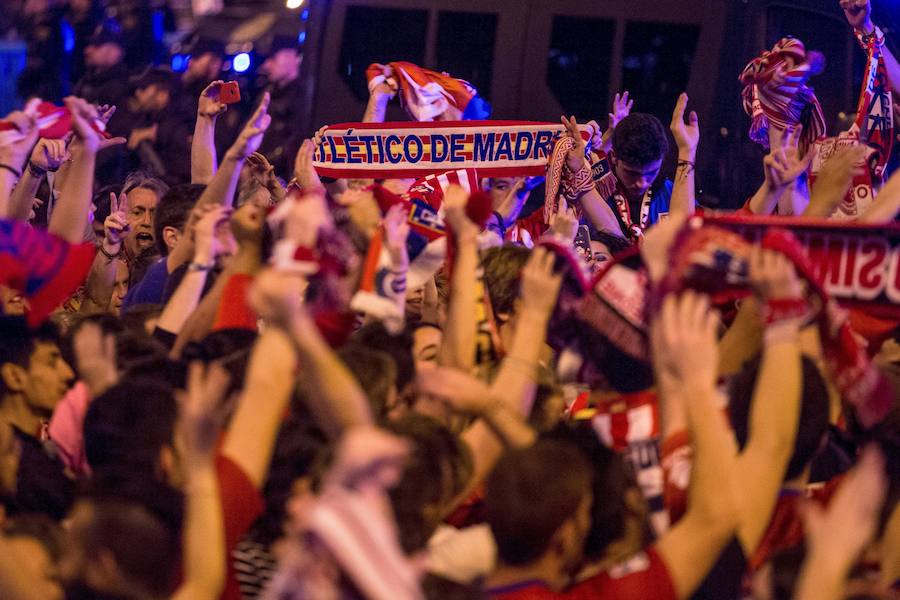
561, 115, 587, 172
103, 191, 129, 251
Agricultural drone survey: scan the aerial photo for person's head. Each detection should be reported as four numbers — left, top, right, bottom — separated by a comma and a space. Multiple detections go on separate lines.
481, 244, 532, 323
588, 229, 633, 271
83, 378, 181, 487
338, 344, 398, 420
181, 329, 257, 397
131, 68, 178, 114
84, 24, 123, 69
3, 515, 64, 600
185, 38, 224, 83
411, 322, 442, 373
729, 355, 830, 482
485, 177, 523, 210
0, 317, 72, 421
0, 285, 27, 317
610, 113, 668, 202
387, 414, 473, 553
60, 483, 182, 599
122, 171, 169, 257
108, 260, 129, 315
261, 36, 302, 85
153, 183, 204, 256
351, 322, 415, 396
485, 439, 593, 580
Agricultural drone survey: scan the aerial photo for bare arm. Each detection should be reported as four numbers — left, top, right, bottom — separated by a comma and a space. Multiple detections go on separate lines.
171, 363, 229, 600
49, 98, 99, 243
735, 250, 804, 554
191, 81, 227, 185
363, 65, 396, 123
652, 292, 740, 600
669, 93, 699, 217
438, 185, 479, 371
0, 107, 39, 217
860, 165, 900, 223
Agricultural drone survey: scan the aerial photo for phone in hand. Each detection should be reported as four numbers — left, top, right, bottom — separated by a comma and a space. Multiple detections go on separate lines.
218, 81, 241, 105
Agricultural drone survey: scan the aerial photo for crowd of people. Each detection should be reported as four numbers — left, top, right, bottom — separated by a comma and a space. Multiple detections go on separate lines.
0, 0, 898, 599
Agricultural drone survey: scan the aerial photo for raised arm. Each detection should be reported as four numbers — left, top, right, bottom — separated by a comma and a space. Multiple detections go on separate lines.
804, 146, 865, 218
438, 185, 479, 371
734, 249, 804, 554
81, 191, 129, 313
6, 139, 68, 221
171, 362, 229, 600
195, 93, 271, 209
155, 206, 230, 338
860, 163, 900, 223
841, 0, 900, 88
363, 64, 397, 123
250, 269, 372, 439
48, 98, 99, 243
652, 292, 740, 600
0, 106, 39, 217
561, 116, 627, 238
745, 128, 811, 216
191, 81, 227, 185
794, 445, 887, 600
669, 93, 699, 216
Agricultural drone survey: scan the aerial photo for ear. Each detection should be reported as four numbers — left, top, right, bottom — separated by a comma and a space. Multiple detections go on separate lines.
0, 363, 27, 393
162, 226, 180, 252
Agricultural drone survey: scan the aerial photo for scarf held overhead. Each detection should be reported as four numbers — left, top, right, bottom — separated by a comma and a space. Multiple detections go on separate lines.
312, 121, 591, 179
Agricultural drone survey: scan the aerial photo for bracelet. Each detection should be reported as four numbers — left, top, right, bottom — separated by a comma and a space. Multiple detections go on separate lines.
855, 25, 884, 50
676, 159, 695, 169
0, 163, 21, 179
98, 243, 121, 261
187, 261, 216, 272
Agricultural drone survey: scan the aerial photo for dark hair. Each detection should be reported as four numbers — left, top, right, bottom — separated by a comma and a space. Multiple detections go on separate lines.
386, 414, 474, 553
485, 439, 592, 566
768, 544, 807, 600
729, 355, 830, 480
73, 484, 183, 598
351, 323, 415, 392
154, 183, 205, 256
337, 344, 397, 420
0, 317, 60, 398
481, 244, 531, 317
3, 514, 64, 563
589, 229, 634, 256
84, 379, 178, 477
182, 329, 258, 395
611, 113, 669, 167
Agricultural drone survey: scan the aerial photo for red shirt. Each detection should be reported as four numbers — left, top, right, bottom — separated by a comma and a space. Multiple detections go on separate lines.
216, 455, 265, 600
488, 548, 677, 600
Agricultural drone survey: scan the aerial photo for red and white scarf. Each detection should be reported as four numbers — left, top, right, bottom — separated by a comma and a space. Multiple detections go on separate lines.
810, 26, 893, 218
740, 37, 827, 151
312, 121, 590, 179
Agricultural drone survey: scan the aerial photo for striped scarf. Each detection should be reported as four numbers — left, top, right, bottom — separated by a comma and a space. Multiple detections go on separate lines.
740, 37, 827, 150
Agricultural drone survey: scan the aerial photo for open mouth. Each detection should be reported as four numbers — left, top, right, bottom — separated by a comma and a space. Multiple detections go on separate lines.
135, 232, 154, 246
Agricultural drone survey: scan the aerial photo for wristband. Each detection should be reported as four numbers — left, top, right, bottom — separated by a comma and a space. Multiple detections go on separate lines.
676, 159, 695, 170
761, 297, 809, 325
187, 261, 216, 272
0, 163, 21, 179
562, 164, 594, 199
855, 25, 884, 50
98, 243, 121, 261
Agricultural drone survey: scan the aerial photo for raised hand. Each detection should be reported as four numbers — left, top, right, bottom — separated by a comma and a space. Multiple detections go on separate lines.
198, 80, 228, 118
0, 103, 40, 169
193, 204, 233, 265
839, 0, 873, 32
368, 63, 398, 99
177, 361, 232, 463
103, 191, 129, 251
382, 203, 410, 267
800, 445, 886, 574
806, 145, 866, 217
609, 91, 634, 128
764, 127, 813, 189
670, 92, 700, 157
72, 321, 118, 397
547, 196, 579, 244
65, 96, 102, 152
248, 268, 308, 327
29, 138, 69, 173
748, 247, 804, 301
329, 426, 409, 491
651, 291, 720, 390
229, 92, 271, 160
519, 246, 564, 317
443, 184, 479, 243
294, 139, 325, 194
561, 115, 587, 172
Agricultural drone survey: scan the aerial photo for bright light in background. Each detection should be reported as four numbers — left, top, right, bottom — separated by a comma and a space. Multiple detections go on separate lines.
233, 53, 251, 73
297, 31, 306, 43
286, 0, 304, 9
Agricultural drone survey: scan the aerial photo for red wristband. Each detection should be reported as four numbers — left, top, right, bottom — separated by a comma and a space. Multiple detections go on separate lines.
761, 297, 809, 325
